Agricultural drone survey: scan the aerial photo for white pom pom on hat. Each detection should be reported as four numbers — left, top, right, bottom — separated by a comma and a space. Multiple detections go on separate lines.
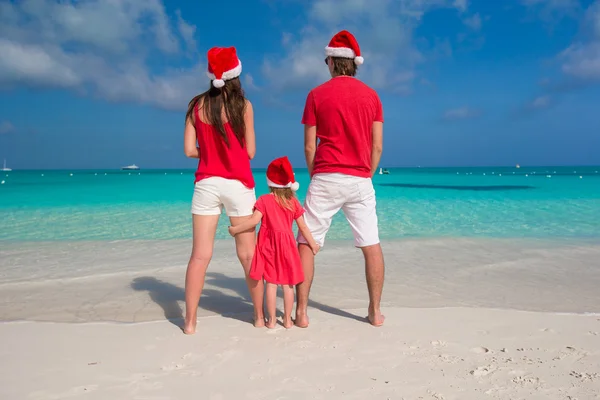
212, 79, 225, 88
325, 30, 364, 65
291, 181, 300, 191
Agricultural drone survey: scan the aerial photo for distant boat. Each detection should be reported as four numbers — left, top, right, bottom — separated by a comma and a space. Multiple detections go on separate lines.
1, 159, 11, 172
516, 164, 521, 168
121, 164, 140, 170
378, 168, 390, 175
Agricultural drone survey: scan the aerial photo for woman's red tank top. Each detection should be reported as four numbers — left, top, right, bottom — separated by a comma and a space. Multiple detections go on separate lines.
193, 105, 255, 189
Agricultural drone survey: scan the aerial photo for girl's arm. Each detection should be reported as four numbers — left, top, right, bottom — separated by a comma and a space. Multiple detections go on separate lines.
184, 117, 199, 158
244, 100, 256, 160
229, 210, 262, 236
296, 215, 320, 255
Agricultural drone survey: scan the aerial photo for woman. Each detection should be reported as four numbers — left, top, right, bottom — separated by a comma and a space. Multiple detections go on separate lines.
183, 46, 263, 334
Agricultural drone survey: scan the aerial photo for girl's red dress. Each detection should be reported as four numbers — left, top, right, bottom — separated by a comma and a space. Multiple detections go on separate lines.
249, 194, 305, 285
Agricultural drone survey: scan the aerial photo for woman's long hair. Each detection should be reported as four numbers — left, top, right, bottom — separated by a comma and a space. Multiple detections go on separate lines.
270, 187, 295, 211
185, 77, 246, 147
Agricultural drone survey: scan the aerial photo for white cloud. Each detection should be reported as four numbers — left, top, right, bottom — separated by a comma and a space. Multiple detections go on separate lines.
0, 0, 202, 111
262, 0, 466, 92
558, 1, 600, 81
0, 121, 15, 135
531, 95, 551, 108
521, 0, 581, 21
463, 13, 482, 31
442, 106, 481, 120
244, 74, 260, 91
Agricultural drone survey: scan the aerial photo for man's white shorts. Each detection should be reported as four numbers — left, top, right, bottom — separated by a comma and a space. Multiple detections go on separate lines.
297, 173, 380, 248
191, 177, 256, 217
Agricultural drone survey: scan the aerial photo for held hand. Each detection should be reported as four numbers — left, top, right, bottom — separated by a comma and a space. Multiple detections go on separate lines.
311, 243, 320, 255
228, 226, 236, 237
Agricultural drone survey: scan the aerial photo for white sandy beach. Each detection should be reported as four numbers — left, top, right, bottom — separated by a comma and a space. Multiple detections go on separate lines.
1, 238, 600, 399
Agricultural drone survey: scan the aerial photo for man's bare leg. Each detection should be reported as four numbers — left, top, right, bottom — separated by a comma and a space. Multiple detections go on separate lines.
295, 243, 315, 328
360, 243, 385, 326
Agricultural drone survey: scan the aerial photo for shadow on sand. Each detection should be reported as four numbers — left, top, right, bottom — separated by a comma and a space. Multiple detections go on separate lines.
131, 272, 365, 330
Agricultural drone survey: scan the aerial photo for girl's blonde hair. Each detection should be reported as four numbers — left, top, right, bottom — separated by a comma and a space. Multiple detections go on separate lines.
270, 187, 295, 211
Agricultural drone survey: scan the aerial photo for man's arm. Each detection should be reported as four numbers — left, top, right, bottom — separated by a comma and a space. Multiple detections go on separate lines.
370, 121, 383, 177
304, 125, 317, 175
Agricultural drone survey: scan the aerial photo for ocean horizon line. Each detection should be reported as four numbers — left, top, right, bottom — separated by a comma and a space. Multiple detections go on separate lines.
3, 164, 600, 172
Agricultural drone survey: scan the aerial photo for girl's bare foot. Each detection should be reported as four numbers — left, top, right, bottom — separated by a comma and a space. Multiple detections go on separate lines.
183, 319, 196, 335
283, 317, 293, 329
266, 317, 277, 329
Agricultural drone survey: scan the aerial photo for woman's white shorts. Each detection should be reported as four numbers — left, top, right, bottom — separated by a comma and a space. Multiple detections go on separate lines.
191, 177, 256, 217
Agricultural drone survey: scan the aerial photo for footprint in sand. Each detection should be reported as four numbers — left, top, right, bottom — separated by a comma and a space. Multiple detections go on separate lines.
471, 346, 490, 354
161, 362, 185, 371
470, 365, 497, 377
426, 389, 446, 399
570, 371, 599, 382
512, 375, 541, 386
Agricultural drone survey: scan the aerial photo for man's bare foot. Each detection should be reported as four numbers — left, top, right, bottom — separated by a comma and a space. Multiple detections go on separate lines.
294, 313, 309, 328
266, 317, 277, 329
367, 311, 385, 327
283, 317, 293, 329
254, 317, 265, 328
183, 319, 196, 335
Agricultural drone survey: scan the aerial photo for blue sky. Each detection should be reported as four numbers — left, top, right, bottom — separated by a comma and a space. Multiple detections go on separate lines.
1, 0, 599, 169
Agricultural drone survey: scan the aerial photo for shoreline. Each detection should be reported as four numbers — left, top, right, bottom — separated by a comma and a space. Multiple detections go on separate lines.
2, 238, 600, 324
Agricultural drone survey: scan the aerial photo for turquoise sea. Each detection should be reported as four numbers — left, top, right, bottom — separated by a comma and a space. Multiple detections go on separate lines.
1, 166, 599, 242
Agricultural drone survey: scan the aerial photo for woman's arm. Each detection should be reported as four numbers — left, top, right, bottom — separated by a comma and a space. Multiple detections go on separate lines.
244, 100, 256, 160
229, 210, 262, 236
184, 116, 199, 158
296, 215, 320, 255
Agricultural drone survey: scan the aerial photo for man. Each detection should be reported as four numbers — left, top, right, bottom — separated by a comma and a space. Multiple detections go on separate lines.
296, 30, 385, 327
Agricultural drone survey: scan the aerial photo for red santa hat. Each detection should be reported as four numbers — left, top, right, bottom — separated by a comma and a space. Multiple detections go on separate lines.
206, 47, 242, 88
325, 30, 364, 65
266, 156, 299, 191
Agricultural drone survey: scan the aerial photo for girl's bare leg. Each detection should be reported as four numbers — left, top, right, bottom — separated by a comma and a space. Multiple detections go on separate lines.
230, 216, 265, 327
265, 283, 278, 329
184, 214, 220, 335
282, 285, 294, 329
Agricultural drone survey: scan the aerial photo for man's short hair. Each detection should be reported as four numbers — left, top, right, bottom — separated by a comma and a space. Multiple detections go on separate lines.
331, 57, 357, 77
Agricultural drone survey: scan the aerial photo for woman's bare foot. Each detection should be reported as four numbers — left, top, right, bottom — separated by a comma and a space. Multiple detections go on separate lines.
266, 317, 277, 329
183, 319, 197, 335
283, 317, 293, 329
294, 312, 309, 328
367, 311, 385, 327
254, 317, 265, 328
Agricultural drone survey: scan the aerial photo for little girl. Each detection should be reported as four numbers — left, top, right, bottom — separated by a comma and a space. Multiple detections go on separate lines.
229, 156, 320, 329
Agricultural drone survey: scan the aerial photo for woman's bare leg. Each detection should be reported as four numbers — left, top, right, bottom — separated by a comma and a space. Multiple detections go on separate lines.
282, 285, 294, 329
265, 283, 278, 329
184, 214, 220, 334
230, 216, 265, 327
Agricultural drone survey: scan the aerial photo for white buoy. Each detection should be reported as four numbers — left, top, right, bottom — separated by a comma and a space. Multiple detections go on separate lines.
1, 180, 4, 184
483, 173, 486, 175
104, 173, 107, 175
41, 174, 44, 177
525, 174, 529, 177
95, 173, 98, 176
138, 173, 141, 175
128, 173, 131, 175
547, 175, 552, 178
70, 173, 73, 176
580, 176, 583, 179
